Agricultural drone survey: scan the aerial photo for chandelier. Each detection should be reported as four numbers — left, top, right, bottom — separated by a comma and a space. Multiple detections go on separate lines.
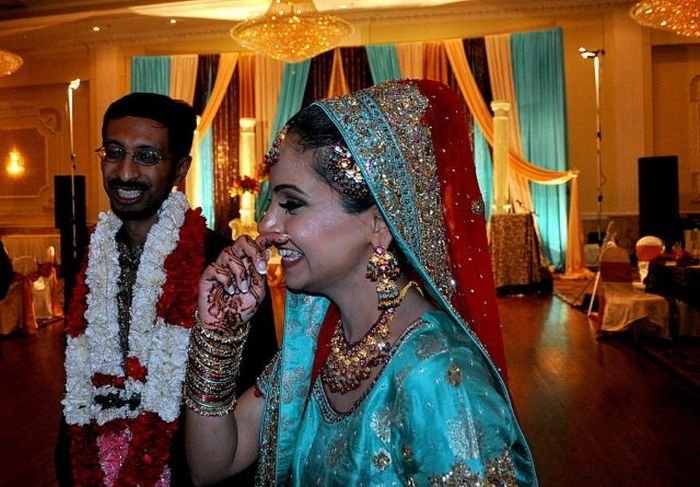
230, 0, 353, 63
0, 49, 23, 77
630, 1, 700, 37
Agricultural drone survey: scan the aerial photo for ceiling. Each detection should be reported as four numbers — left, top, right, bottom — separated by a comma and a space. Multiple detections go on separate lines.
0, 0, 635, 54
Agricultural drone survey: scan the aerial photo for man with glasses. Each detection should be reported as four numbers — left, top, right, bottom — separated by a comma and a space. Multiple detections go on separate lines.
56, 93, 277, 486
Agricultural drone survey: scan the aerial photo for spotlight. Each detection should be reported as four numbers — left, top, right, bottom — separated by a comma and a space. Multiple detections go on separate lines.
579, 47, 604, 59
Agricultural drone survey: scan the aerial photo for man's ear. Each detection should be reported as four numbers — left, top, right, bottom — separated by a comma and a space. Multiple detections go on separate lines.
173, 156, 191, 187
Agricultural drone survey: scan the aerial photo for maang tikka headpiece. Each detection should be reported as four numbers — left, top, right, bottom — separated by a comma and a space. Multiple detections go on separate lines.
326, 143, 370, 200
263, 126, 287, 169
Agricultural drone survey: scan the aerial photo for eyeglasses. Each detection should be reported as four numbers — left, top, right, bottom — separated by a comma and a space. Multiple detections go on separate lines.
95, 144, 169, 166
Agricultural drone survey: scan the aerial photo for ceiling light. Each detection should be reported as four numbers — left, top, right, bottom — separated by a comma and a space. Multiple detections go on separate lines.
630, 1, 700, 37
0, 49, 23, 77
230, 0, 353, 63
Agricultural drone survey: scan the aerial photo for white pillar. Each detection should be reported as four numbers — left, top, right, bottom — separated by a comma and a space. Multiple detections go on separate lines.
491, 100, 511, 215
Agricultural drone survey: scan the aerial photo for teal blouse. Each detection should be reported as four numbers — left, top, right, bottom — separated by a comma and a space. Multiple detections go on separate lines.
260, 309, 537, 486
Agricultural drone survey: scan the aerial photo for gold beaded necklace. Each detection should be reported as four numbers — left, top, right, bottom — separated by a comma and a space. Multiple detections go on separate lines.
321, 307, 395, 394
320, 281, 422, 394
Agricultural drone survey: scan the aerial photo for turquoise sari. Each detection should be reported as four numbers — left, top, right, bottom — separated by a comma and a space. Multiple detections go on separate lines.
255, 80, 537, 486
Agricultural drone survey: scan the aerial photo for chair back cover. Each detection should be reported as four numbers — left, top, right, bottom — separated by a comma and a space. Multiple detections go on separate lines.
599, 245, 633, 282
635, 235, 664, 262
12, 256, 36, 276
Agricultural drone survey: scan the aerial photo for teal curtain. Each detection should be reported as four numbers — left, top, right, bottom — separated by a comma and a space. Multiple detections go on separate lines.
131, 56, 170, 94
473, 124, 493, 222
366, 45, 401, 83
511, 28, 569, 269
199, 127, 215, 227
255, 61, 312, 221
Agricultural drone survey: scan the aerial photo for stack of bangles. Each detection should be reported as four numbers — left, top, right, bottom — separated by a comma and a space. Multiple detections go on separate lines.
184, 310, 250, 416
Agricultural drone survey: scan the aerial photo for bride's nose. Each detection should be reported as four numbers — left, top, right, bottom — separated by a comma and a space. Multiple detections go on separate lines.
257, 206, 279, 235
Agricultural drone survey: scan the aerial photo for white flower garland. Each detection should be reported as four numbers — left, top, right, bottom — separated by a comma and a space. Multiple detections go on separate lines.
63, 191, 192, 425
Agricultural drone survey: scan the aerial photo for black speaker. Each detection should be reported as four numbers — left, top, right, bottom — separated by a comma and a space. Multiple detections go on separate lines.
54, 175, 86, 228
54, 176, 89, 305
638, 156, 681, 248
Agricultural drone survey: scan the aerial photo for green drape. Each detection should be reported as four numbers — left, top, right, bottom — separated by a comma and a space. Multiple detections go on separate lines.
511, 28, 569, 269
474, 124, 493, 222
255, 61, 312, 221
131, 56, 170, 94
199, 127, 215, 227
365, 44, 401, 83
196, 57, 217, 228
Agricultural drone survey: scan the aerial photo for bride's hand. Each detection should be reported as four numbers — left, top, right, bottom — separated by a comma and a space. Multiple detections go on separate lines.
198, 233, 288, 333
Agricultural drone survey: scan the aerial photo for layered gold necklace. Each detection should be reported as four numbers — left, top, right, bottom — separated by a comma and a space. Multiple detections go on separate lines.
321, 307, 396, 394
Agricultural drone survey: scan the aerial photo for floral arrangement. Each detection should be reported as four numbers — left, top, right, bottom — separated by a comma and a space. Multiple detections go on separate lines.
63, 191, 207, 486
229, 175, 260, 197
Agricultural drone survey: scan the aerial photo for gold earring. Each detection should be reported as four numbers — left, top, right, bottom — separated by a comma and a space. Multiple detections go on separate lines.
366, 245, 401, 309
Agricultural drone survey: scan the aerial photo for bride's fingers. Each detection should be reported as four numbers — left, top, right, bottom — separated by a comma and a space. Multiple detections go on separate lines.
256, 232, 289, 249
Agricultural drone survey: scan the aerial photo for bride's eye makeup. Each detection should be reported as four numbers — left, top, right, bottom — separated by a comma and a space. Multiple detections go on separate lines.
279, 199, 303, 213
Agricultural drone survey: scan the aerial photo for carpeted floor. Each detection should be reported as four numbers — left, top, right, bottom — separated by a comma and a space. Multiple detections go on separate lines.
552, 274, 700, 392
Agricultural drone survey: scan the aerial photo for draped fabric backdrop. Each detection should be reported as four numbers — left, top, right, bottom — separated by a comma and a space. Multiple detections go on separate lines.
255, 61, 311, 221
131, 29, 583, 273
131, 56, 170, 94
463, 39, 494, 222
366, 44, 401, 83
511, 29, 569, 269
212, 67, 240, 236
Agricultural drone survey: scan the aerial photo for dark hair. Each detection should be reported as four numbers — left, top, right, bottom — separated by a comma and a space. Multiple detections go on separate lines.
101, 92, 197, 162
285, 104, 374, 214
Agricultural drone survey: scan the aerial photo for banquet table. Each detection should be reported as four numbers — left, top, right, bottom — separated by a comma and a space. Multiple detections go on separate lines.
646, 260, 700, 337
489, 213, 552, 295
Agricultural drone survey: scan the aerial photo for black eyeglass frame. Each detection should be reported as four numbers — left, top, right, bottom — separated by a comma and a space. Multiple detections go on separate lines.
95, 145, 171, 167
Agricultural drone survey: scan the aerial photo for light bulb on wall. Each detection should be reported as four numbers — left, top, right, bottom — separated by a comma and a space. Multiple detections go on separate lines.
6, 148, 24, 176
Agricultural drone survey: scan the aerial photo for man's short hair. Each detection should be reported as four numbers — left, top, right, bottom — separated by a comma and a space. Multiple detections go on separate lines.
102, 92, 197, 162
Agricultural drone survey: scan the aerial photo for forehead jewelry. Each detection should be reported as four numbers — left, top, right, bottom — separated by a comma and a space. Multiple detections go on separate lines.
327, 144, 370, 200
263, 126, 287, 169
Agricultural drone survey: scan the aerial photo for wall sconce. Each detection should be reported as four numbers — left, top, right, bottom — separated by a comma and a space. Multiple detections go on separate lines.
6, 148, 24, 176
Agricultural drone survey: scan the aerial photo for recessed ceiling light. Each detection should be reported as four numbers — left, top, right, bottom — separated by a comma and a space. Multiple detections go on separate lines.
169, 18, 178, 24
92, 26, 101, 32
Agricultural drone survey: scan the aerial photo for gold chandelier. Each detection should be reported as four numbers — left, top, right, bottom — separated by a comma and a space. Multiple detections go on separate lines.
630, 1, 700, 37
0, 49, 23, 77
231, 0, 353, 63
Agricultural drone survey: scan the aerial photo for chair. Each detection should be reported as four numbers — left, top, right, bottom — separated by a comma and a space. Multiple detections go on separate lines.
635, 235, 665, 284
0, 280, 24, 335
12, 249, 62, 322
598, 244, 671, 340
11, 256, 39, 332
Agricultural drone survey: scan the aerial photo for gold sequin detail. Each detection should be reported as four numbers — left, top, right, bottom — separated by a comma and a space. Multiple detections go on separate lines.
372, 448, 392, 471
402, 445, 415, 463
446, 364, 463, 387
427, 450, 518, 486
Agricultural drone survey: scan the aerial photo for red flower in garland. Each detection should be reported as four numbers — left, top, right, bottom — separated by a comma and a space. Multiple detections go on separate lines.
124, 356, 147, 382
92, 373, 126, 388
66, 259, 89, 338
156, 208, 207, 328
